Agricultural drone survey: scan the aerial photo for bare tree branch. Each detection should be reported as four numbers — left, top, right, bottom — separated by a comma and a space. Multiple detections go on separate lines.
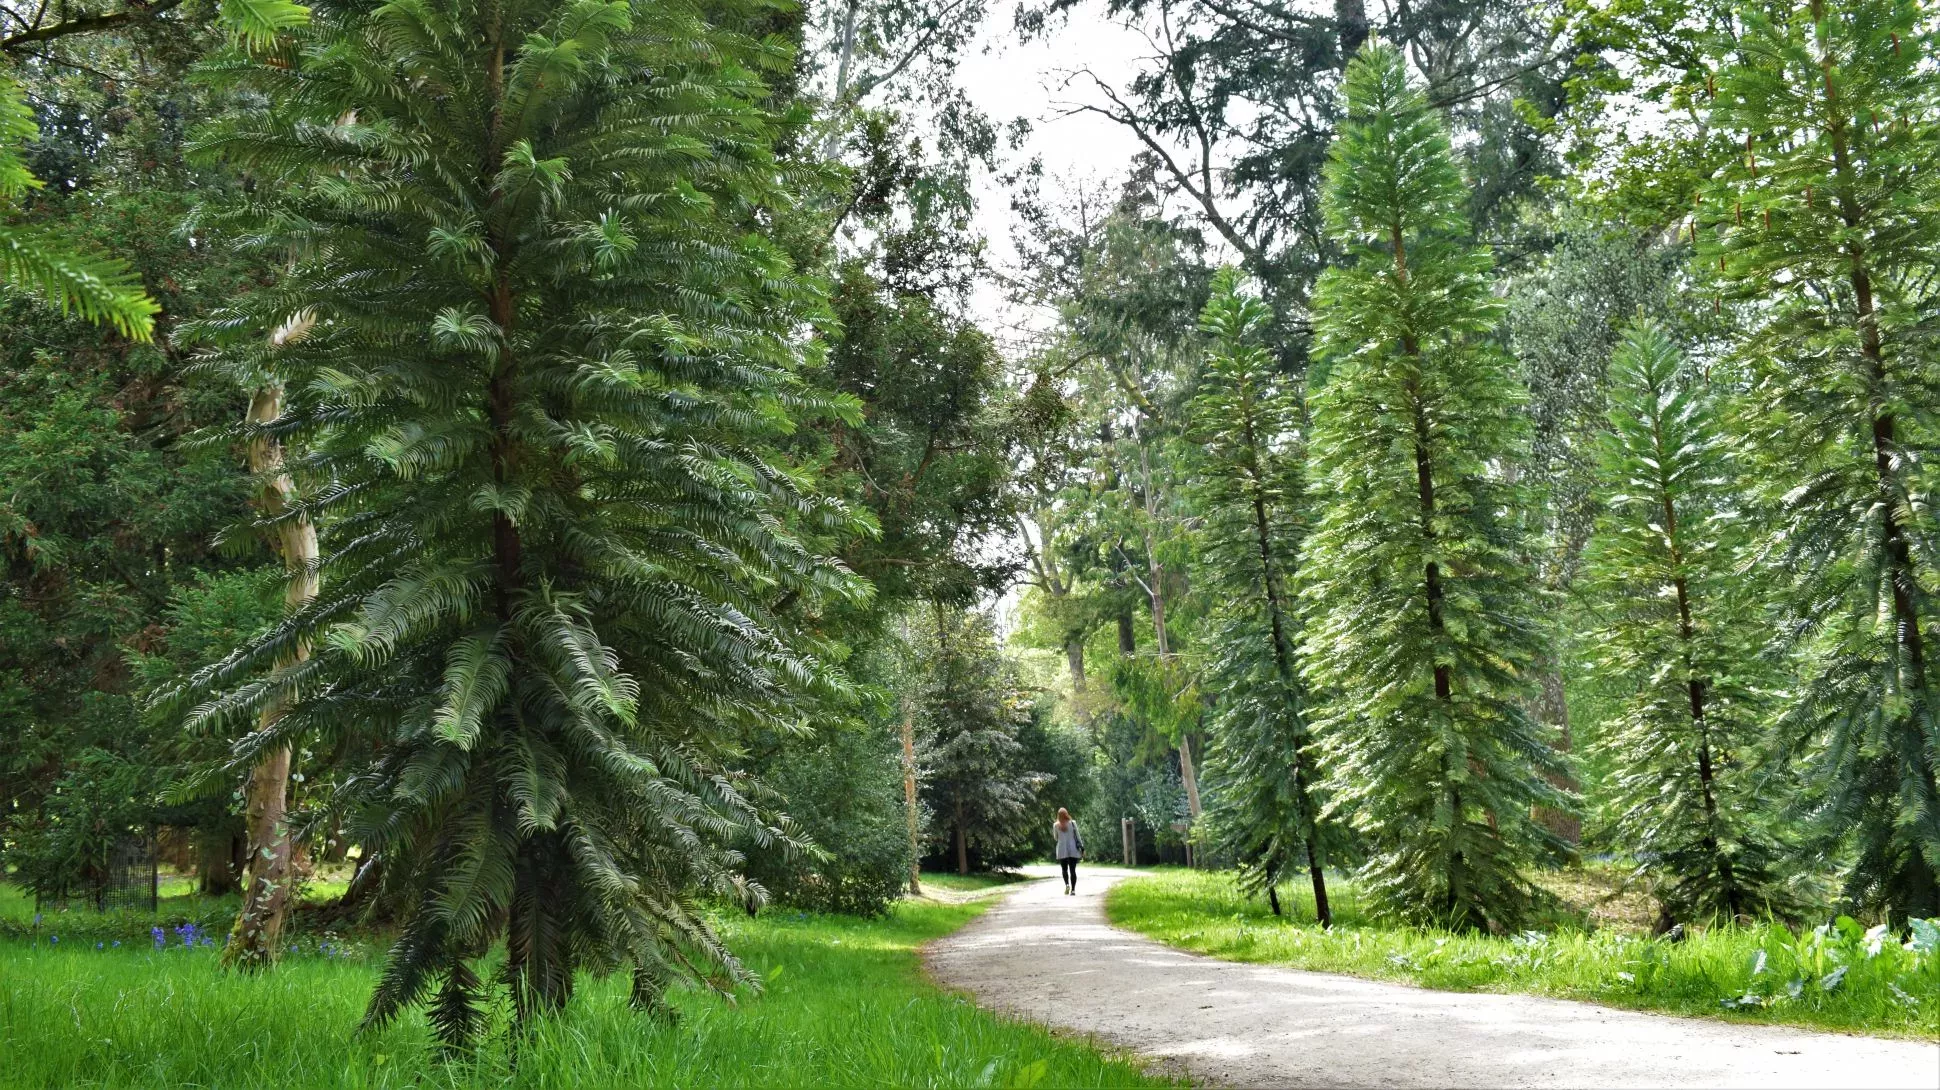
1, 0, 187, 51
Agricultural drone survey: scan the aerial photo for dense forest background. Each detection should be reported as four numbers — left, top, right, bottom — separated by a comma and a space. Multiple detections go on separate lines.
2, 0, 1936, 1041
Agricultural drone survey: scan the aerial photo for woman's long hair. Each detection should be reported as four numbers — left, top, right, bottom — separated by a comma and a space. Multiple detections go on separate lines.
1056, 807, 1071, 829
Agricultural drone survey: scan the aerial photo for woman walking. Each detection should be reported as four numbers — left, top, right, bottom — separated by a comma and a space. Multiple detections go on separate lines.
1054, 808, 1083, 894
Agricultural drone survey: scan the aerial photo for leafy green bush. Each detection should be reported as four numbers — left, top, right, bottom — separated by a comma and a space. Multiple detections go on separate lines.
747, 722, 914, 917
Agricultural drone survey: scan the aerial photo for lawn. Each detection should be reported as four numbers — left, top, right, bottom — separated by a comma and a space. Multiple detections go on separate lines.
1106, 869, 1940, 1040
916, 870, 1034, 894
1, 892, 1171, 1090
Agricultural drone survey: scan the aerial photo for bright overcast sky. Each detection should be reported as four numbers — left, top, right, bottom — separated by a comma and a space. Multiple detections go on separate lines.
954, 2, 1152, 337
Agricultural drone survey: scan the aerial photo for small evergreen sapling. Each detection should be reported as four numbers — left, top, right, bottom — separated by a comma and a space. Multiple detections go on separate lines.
1301, 41, 1571, 932
1584, 322, 1798, 924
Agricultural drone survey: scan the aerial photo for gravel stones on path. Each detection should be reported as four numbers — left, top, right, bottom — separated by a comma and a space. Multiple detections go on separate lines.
923, 865, 1940, 1089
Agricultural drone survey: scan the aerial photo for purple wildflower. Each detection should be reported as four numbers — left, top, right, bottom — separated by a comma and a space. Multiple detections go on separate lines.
152, 927, 166, 949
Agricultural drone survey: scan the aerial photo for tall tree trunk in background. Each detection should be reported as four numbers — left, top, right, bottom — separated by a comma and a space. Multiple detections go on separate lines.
1336, 0, 1369, 59
902, 701, 922, 895
1136, 433, 1201, 826
1065, 634, 1087, 694
1177, 733, 1202, 827
1531, 667, 1581, 843
954, 797, 969, 875
196, 829, 241, 896
225, 314, 319, 968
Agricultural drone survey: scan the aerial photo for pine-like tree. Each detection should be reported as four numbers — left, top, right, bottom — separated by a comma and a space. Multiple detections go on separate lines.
1189, 268, 1333, 925
1585, 322, 1797, 923
176, 0, 866, 1041
918, 607, 1045, 874
1299, 41, 1570, 931
1701, 0, 1940, 918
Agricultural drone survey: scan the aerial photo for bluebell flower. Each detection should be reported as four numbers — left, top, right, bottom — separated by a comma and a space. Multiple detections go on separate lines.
112, 940, 121, 948
152, 927, 166, 949
49, 935, 58, 944
96, 942, 103, 950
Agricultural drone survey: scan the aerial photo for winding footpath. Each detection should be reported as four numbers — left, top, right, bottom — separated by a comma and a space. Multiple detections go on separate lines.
924, 866, 1940, 1089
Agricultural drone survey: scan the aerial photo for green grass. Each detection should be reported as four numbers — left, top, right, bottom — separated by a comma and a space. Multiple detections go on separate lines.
3, 897, 1172, 1090
916, 870, 1032, 894
1107, 869, 1940, 1039
2, 873, 360, 946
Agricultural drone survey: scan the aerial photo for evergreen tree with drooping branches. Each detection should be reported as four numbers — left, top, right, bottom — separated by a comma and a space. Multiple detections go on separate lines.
172, 0, 868, 1042
1699, 0, 1940, 919
1188, 267, 1334, 925
1299, 41, 1571, 932
917, 606, 1047, 874
1584, 321, 1800, 924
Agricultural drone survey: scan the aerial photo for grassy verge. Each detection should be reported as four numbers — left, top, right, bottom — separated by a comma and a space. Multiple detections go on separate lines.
1106, 869, 1939, 1039
1, 874, 351, 945
917, 870, 1033, 894
3, 896, 1171, 1089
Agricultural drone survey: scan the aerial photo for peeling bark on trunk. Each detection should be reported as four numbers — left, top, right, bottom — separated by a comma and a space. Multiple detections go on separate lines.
225, 322, 319, 969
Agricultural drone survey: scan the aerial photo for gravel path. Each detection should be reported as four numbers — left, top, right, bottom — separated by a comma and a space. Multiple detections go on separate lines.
923, 865, 1940, 1089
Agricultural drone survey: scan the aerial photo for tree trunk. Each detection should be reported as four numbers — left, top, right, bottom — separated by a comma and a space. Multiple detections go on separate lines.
1116, 610, 1136, 654
1138, 438, 1201, 826
902, 702, 921, 896
197, 829, 240, 896
225, 327, 319, 969
1531, 667, 1581, 844
1065, 633, 1087, 694
1336, 0, 1369, 61
1247, 470, 1331, 926
954, 798, 968, 876
1814, 19, 1940, 915
1177, 732, 1203, 828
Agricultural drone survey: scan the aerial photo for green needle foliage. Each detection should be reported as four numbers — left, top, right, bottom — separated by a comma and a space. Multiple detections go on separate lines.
1584, 322, 1799, 924
918, 607, 1045, 875
171, 0, 869, 1045
1, 75, 158, 341
1187, 268, 1334, 925
1700, 0, 1940, 918
1301, 41, 1570, 932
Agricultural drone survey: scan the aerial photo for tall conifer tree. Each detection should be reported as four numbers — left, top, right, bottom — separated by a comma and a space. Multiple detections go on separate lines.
1189, 268, 1333, 925
1300, 42, 1569, 931
1584, 322, 1796, 923
176, 0, 865, 1040
1700, 0, 1940, 917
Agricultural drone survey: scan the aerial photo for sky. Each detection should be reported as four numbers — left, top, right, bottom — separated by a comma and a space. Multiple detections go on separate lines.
951, 2, 1153, 337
